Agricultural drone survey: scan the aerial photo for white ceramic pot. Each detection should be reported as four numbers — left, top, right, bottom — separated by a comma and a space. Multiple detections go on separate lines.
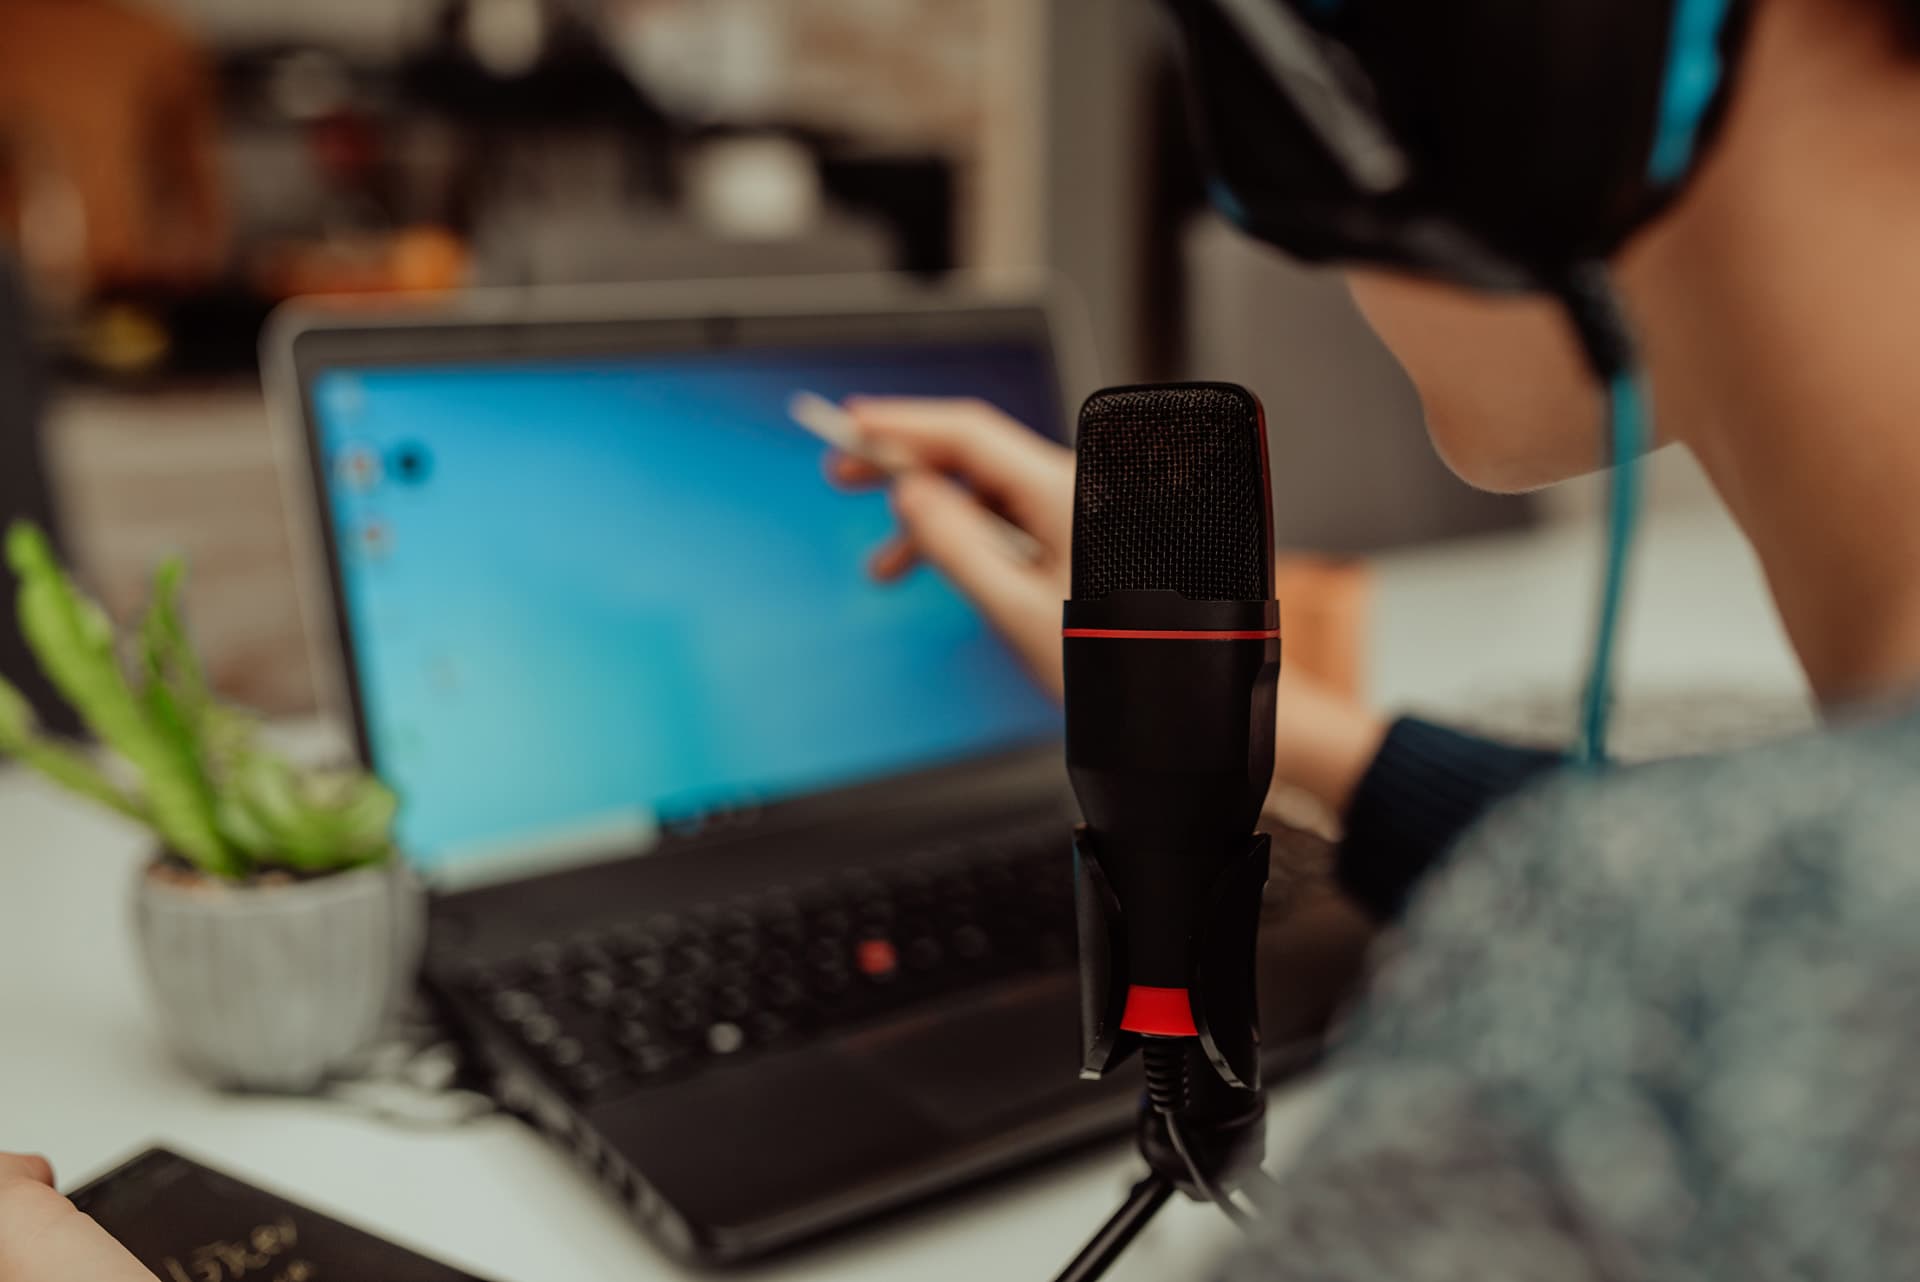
132, 857, 425, 1092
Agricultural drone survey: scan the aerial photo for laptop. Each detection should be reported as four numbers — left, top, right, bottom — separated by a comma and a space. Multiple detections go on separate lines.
267, 280, 1370, 1264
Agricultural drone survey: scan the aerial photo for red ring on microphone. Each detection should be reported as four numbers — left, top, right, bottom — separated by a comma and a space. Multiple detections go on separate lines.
1119, 985, 1198, 1037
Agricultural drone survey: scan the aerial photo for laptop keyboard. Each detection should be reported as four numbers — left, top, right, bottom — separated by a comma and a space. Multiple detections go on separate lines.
448, 821, 1077, 1105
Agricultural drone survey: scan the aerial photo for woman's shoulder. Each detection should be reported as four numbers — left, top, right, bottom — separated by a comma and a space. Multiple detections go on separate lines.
1275, 706, 1920, 1279
1343, 703, 1920, 1066
1445, 701, 1920, 908
1224, 709, 1920, 1279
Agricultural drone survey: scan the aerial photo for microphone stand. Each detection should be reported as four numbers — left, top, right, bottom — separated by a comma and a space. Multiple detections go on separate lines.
1050, 832, 1277, 1282
1053, 1175, 1175, 1282
1054, 1070, 1270, 1282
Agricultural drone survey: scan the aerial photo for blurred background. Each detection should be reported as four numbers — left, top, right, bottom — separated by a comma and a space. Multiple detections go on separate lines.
0, 0, 1577, 726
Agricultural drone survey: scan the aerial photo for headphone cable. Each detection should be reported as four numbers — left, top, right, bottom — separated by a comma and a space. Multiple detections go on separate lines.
1557, 265, 1652, 766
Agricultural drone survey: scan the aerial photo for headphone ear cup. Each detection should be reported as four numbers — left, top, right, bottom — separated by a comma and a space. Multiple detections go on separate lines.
1172, 0, 1752, 283
1340, 0, 1711, 266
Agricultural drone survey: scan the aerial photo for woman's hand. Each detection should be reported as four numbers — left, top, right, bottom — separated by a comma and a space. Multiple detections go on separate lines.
0, 1153, 150, 1282
825, 396, 1389, 816
828, 397, 1075, 697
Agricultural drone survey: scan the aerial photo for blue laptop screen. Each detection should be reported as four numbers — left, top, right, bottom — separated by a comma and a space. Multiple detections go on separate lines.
310, 339, 1063, 873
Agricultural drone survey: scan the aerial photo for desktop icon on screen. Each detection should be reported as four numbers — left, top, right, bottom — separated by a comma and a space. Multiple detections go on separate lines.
390, 441, 434, 486
356, 517, 393, 562
335, 444, 382, 494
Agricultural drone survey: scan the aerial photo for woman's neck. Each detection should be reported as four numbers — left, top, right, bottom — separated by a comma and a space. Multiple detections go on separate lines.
1628, 0, 1920, 709
1687, 332, 1920, 710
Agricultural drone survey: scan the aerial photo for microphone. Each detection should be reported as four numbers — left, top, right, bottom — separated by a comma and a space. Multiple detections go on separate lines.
1064, 383, 1278, 1110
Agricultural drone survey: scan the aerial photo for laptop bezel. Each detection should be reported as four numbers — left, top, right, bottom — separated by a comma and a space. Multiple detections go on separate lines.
262, 276, 1092, 885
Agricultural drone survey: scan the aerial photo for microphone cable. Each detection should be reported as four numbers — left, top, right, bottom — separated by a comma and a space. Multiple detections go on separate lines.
1141, 1039, 1261, 1232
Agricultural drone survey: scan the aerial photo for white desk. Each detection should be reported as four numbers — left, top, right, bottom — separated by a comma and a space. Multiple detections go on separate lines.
0, 507, 1800, 1281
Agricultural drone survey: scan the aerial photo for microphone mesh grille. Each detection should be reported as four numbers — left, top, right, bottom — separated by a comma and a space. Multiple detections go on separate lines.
1071, 384, 1272, 601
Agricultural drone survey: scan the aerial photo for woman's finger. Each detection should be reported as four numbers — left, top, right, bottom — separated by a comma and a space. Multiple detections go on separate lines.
868, 536, 919, 582
890, 472, 1065, 695
823, 451, 890, 490
844, 398, 1074, 550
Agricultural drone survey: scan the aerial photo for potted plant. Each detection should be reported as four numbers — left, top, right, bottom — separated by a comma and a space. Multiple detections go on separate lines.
0, 521, 422, 1092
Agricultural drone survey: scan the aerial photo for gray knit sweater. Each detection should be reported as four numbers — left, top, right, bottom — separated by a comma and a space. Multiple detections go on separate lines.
1225, 705, 1920, 1281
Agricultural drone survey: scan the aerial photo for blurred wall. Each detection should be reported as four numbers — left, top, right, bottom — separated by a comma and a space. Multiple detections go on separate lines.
1041, 0, 1156, 383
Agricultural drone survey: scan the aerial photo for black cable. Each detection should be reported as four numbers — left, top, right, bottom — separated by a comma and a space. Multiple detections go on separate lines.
1556, 260, 1636, 384
1141, 1039, 1263, 1233
1165, 1109, 1260, 1233
1051, 1174, 1177, 1282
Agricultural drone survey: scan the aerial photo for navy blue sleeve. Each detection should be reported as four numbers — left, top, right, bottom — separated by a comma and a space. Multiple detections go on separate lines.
1335, 716, 1565, 921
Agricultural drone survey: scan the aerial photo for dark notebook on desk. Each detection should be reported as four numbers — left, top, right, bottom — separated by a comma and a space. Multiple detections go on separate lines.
69, 1148, 492, 1282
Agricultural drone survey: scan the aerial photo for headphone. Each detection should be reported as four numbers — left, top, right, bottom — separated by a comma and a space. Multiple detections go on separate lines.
1161, 0, 1781, 762
1164, 0, 1756, 291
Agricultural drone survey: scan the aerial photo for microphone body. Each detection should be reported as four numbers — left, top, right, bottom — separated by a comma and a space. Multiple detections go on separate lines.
1064, 384, 1278, 1094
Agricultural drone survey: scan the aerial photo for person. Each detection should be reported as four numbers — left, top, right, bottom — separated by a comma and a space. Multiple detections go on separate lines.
0, 1154, 148, 1281
822, 0, 1920, 1275
7, 0, 1919, 1276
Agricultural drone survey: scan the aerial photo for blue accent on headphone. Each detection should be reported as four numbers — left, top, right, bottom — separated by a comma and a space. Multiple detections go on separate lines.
1206, 178, 1252, 229
1648, 0, 1735, 184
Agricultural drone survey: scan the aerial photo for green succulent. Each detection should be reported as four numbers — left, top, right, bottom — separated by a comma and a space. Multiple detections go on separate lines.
0, 520, 396, 882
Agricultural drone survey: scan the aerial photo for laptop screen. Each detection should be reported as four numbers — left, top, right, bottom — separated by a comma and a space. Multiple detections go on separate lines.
309, 336, 1064, 875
